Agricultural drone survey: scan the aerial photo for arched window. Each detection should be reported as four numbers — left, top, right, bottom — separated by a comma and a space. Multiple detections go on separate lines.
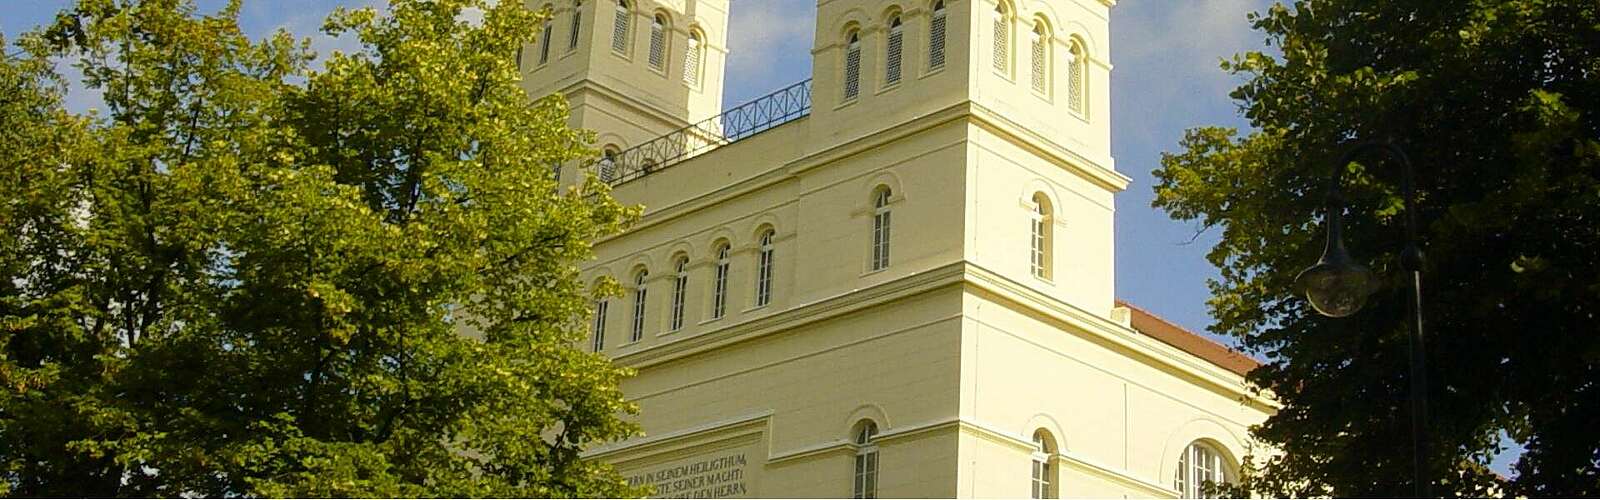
755, 229, 775, 307
1031, 430, 1058, 499
1174, 442, 1232, 498
539, 5, 555, 65
568, 0, 584, 50
591, 297, 609, 351
630, 269, 648, 342
1030, 193, 1053, 279
598, 145, 620, 182
683, 30, 704, 85
884, 15, 904, 86
843, 30, 862, 100
871, 187, 892, 271
611, 0, 631, 54
1030, 21, 1049, 94
648, 14, 668, 71
1067, 39, 1087, 115
928, 1, 947, 70
852, 420, 880, 499
711, 242, 731, 319
992, 2, 1010, 73
670, 255, 689, 331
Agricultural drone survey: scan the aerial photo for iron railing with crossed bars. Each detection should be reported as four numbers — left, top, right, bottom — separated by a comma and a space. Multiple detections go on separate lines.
592, 79, 813, 185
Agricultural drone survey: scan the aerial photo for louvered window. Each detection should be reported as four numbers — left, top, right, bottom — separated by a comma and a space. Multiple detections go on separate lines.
929, 1, 947, 70
1068, 42, 1086, 114
631, 270, 648, 342
610, 0, 630, 54
1030, 23, 1047, 93
569, 0, 583, 50
711, 243, 729, 319
648, 15, 667, 70
539, 16, 554, 64
885, 17, 904, 86
670, 257, 688, 331
871, 188, 892, 271
993, 4, 1010, 73
683, 32, 702, 85
843, 32, 862, 100
756, 230, 775, 307
590, 299, 608, 351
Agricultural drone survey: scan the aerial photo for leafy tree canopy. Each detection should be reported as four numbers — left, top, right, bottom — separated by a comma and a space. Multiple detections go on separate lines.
1155, 0, 1600, 496
0, 0, 642, 496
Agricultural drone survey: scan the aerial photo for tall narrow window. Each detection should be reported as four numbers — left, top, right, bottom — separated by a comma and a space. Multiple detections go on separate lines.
843, 31, 862, 100
1030, 22, 1048, 93
683, 31, 703, 85
1175, 442, 1230, 498
1030, 193, 1053, 279
611, 0, 631, 54
852, 421, 879, 499
568, 0, 583, 50
591, 299, 609, 352
630, 269, 648, 342
598, 145, 620, 182
992, 3, 1010, 73
648, 14, 667, 71
670, 256, 688, 331
755, 229, 775, 307
1031, 430, 1057, 499
871, 188, 892, 271
884, 16, 904, 86
711, 242, 730, 319
539, 11, 555, 65
928, 1, 947, 70
1068, 40, 1086, 115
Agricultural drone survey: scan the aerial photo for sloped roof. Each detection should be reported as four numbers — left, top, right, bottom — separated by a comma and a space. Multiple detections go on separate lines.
1115, 300, 1261, 377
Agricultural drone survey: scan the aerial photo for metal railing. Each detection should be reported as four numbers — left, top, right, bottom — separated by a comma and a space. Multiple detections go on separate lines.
592, 79, 813, 185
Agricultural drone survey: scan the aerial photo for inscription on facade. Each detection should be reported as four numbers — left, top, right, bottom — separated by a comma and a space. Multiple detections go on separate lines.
627, 453, 750, 499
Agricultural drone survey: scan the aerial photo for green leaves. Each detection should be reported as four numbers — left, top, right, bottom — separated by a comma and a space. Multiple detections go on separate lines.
2, 0, 641, 497
1153, 0, 1600, 496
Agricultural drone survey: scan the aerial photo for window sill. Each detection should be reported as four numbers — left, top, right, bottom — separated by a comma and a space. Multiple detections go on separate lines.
920, 66, 946, 79
742, 304, 771, 314
834, 98, 859, 111
875, 82, 902, 96
861, 266, 890, 278
698, 316, 725, 326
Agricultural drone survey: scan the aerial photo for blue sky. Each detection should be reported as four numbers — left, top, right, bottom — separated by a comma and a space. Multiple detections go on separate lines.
0, 0, 1526, 478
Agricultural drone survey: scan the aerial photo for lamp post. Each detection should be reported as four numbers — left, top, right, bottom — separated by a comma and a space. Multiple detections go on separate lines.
1294, 142, 1429, 498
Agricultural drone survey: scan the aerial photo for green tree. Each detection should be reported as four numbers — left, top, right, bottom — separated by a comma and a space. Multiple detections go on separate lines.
0, 0, 642, 496
1154, 0, 1600, 496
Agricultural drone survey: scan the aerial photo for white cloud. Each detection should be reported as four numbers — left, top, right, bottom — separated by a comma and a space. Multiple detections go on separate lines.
723, 0, 814, 104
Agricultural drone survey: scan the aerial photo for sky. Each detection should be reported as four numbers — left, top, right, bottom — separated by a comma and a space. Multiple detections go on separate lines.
0, 0, 1526, 477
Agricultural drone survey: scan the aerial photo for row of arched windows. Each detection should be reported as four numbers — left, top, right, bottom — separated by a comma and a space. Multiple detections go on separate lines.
841, 1, 947, 102
846, 419, 1232, 498
590, 227, 776, 351
532, 1, 707, 87
991, 1, 1089, 115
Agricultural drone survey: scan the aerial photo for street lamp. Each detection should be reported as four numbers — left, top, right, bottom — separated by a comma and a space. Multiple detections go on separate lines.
1294, 141, 1430, 498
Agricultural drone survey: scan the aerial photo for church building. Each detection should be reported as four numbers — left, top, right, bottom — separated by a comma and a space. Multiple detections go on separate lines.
519, 0, 1276, 497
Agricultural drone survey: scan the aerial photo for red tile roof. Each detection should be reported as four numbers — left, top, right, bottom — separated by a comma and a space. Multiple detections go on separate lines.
1115, 300, 1261, 377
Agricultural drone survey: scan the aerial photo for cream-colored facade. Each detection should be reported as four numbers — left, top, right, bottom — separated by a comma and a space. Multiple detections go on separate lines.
522, 0, 1275, 497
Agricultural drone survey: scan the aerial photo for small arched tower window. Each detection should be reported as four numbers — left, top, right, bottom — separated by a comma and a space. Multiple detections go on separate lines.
1030, 21, 1050, 94
1031, 430, 1058, 498
1030, 193, 1053, 279
1068, 39, 1087, 115
884, 15, 904, 86
852, 420, 880, 499
648, 14, 669, 70
670, 255, 689, 331
591, 292, 609, 352
711, 241, 731, 319
610, 0, 631, 54
992, 2, 1011, 73
598, 145, 620, 182
843, 30, 863, 100
568, 0, 584, 50
1174, 441, 1232, 498
755, 229, 776, 307
539, 4, 555, 65
684, 30, 704, 85
630, 268, 648, 342
928, 1, 947, 70
871, 187, 893, 271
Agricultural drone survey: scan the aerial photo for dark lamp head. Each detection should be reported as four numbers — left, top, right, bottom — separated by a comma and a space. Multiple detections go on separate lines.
1297, 202, 1378, 318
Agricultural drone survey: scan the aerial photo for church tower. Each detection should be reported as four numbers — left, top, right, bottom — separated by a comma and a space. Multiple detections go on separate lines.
520, 0, 730, 182
561, 0, 1275, 497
